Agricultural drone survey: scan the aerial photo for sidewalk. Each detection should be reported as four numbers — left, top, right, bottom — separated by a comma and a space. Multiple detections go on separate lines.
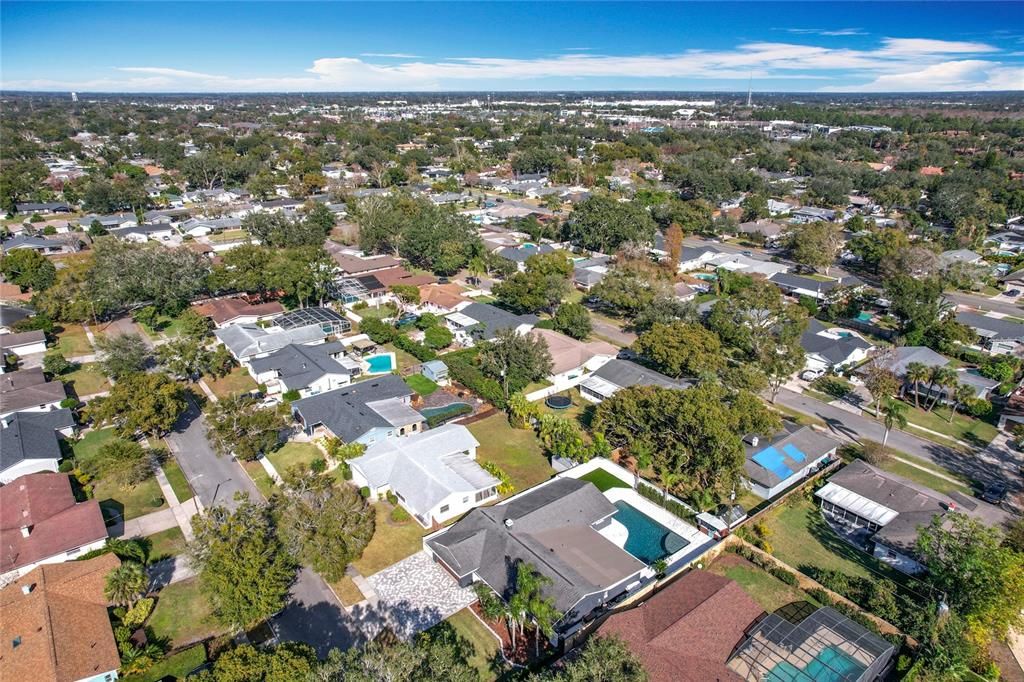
111, 507, 179, 539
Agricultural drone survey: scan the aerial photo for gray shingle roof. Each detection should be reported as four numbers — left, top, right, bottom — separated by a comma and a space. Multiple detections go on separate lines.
454, 303, 538, 341
248, 343, 357, 391
214, 324, 328, 360
0, 409, 75, 473
0, 369, 67, 414
743, 424, 839, 488
800, 319, 872, 365
588, 359, 691, 392
291, 374, 416, 443
427, 477, 645, 619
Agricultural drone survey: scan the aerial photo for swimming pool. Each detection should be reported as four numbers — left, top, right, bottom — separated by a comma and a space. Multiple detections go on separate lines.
767, 646, 864, 682
365, 353, 396, 374
611, 500, 689, 564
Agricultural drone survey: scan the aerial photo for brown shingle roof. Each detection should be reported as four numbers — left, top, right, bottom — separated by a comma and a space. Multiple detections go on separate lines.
329, 251, 401, 274
192, 297, 285, 325
0, 473, 107, 573
597, 569, 764, 682
372, 267, 436, 288
0, 554, 121, 682
418, 283, 467, 310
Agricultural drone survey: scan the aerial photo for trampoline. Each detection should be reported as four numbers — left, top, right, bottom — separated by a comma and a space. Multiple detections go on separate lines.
545, 395, 572, 410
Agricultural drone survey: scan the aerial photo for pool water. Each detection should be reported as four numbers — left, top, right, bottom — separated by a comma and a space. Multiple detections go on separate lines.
365, 353, 396, 373
767, 646, 864, 682
611, 501, 689, 564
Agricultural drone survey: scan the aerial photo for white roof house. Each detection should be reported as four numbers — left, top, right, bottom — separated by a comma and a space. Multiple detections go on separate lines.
214, 323, 328, 363
349, 424, 499, 527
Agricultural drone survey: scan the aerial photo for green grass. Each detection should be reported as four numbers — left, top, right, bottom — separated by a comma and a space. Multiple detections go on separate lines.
707, 555, 819, 613
537, 389, 594, 430
330, 576, 366, 606
53, 324, 93, 356
522, 379, 553, 394
62, 362, 111, 397
138, 315, 186, 339
147, 526, 187, 562
357, 303, 399, 320
382, 343, 420, 370
121, 643, 206, 682
162, 458, 193, 502
208, 228, 248, 243
467, 413, 554, 493
149, 579, 223, 648
203, 366, 257, 399
405, 374, 439, 396
876, 456, 973, 496
266, 442, 323, 476
578, 468, 630, 492
72, 429, 169, 521
440, 609, 501, 681
899, 402, 998, 447
759, 495, 910, 585
351, 501, 428, 576
72, 427, 120, 461
241, 459, 277, 499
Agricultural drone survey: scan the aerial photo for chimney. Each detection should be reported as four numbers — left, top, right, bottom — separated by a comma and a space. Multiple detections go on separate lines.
749, 435, 759, 448
21, 584, 32, 596
503, 518, 514, 529
20, 526, 30, 538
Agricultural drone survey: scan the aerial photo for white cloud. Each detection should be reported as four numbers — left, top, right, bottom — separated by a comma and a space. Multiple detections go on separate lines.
359, 53, 423, 59
786, 28, 866, 37
3, 36, 1019, 92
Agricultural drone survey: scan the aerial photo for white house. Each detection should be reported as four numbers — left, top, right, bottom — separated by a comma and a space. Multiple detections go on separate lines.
445, 302, 538, 347
0, 330, 47, 358
214, 323, 329, 366
744, 425, 839, 500
349, 424, 499, 527
0, 409, 76, 484
247, 342, 362, 398
528, 328, 616, 399
800, 320, 874, 375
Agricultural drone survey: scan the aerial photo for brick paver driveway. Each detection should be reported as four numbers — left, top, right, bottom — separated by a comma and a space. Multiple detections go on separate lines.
366, 550, 476, 639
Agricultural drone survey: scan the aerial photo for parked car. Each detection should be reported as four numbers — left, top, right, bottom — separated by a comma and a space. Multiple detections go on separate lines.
800, 369, 825, 381
1006, 289, 1021, 297
981, 481, 1008, 505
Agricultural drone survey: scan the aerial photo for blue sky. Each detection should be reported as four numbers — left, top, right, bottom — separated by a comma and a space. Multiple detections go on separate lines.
2, 2, 1022, 92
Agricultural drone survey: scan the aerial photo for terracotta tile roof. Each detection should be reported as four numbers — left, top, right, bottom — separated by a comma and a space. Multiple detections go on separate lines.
372, 267, 436, 288
919, 166, 945, 176
329, 251, 401, 274
0, 283, 32, 302
418, 283, 467, 310
597, 569, 765, 682
0, 554, 121, 682
0, 473, 107, 574
193, 297, 285, 325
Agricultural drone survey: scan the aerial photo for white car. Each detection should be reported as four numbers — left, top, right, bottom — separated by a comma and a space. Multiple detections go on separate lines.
800, 369, 824, 381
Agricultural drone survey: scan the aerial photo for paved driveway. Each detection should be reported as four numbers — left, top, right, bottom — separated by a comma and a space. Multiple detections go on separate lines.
273, 567, 369, 657
366, 551, 475, 640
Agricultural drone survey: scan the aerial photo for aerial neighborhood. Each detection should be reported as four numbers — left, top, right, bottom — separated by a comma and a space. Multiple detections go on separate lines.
1, 15, 1024, 681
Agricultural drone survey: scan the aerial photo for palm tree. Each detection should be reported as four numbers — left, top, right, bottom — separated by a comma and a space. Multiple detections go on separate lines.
528, 587, 561, 658
921, 365, 943, 410
949, 383, 975, 423
927, 367, 959, 412
905, 362, 929, 408
104, 561, 149, 607
881, 397, 908, 449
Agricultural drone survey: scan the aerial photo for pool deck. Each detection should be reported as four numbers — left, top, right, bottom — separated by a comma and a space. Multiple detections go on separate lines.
363, 351, 397, 375
602, 487, 714, 569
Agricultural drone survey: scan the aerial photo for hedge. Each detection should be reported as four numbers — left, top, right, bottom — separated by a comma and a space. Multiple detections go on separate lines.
445, 348, 505, 407
393, 334, 437, 362
426, 403, 472, 427
634, 481, 693, 521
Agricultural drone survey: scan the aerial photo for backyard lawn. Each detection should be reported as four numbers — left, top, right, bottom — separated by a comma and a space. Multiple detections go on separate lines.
578, 468, 630, 492
350, 501, 427, 576
382, 343, 420, 370
759, 495, 909, 585
203, 366, 257, 399
138, 314, 186, 340
537, 388, 593, 429
162, 458, 193, 502
357, 303, 399, 321
707, 554, 818, 613
148, 579, 222, 648
208, 229, 248, 243
53, 324, 93, 356
147, 527, 188, 562
405, 374, 439, 396
73, 429, 170, 521
467, 413, 554, 493
438, 609, 501, 681
122, 643, 206, 682
267, 441, 323, 476
62, 362, 110, 397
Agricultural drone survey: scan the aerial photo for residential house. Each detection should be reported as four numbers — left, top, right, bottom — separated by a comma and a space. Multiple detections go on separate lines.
767, 199, 794, 215
417, 284, 469, 315
192, 297, 285, 328
248, 342, 361, 398
76, 212, 138, 230
12, 202, 71, 215
371, 267, 436, 290
597, 569, 765, 682
0, 368, 67, 419
350, 424, 499, 527
769, 272, 863, 301
0, 553, 121, 682
573, 255, 612, 290
108, 222, 176, 243
529, 328, 617, 397
955, 311, 1024, 355
673, 282, 697, 302
579, 359, 691, 403
676, 245, 726, 272
0, 409, 76, 484
0, 473, 108, 582
940, 249, 984, 267
1, 330, 47, 358
274, 306, 352, 336
425, 477, 649, 640
744, 424, 839, 499
179, 216, 243, 238
0, 304, 34, 333
790, 206, 839, 223
0, 235, 73, 256
863, 346, 998, 404
800, 319, 873, 374
214, 323, 329, 366
495, 243, 560, 271
326, 248, 402, 277
728, 605, 895, 681
445, 302, 538, 347
291, 373, 422, 445
736, 220, 786, 244
815, 459, 1009, 574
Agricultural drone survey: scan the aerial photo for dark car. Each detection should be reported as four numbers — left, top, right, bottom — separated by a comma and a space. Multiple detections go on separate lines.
1006, 289, 1021, 297
981, 481, 1008, 505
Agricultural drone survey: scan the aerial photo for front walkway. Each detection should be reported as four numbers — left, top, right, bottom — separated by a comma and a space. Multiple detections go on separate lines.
365, 550, 476, 640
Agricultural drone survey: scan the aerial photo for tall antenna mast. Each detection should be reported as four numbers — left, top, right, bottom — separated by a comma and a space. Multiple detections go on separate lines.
746, 74, 753, 108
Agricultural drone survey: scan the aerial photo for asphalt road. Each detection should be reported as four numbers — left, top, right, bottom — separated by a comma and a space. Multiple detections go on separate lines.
945, 290, 1024, 317
773, 388, 1022, 492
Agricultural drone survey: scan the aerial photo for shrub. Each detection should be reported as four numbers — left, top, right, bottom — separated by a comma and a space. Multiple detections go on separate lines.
811, 376, 852, 400
310, 458, 327, 474
966, 398, 992, 418
359, 486, 370, 499
479, 461, 514, 495
122, 598, 155, 629
60, 397, 79, 409
445, 348, 505, 407
389, 506, 410, 523
360, 318, 397, 344
58, 459, 75, 473
423, 325, 453, 350
353, 301, 368, 311
386, 490, 398, 505
281, 389, 301, 403
770, 567, 799, 586
43, 352, 71, 376
393, 334, 437, 362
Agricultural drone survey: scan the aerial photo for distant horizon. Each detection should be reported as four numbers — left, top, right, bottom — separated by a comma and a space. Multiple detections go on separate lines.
2, 1, 1022, 93
3, 89, 1021, 97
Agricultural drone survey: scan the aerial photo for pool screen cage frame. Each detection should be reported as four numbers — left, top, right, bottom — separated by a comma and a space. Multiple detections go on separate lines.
275, 306, 352, 334
728, 605, 895, 682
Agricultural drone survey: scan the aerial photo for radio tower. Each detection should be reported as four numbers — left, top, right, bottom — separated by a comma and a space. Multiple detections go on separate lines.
746, 75, 752, 108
